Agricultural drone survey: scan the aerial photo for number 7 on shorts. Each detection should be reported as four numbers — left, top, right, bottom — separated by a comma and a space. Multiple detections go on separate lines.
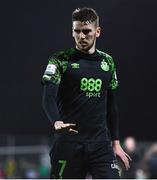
58, 160, 67, 178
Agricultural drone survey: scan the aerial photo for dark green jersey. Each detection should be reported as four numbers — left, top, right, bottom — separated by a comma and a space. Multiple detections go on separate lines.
42, 48, 118, 142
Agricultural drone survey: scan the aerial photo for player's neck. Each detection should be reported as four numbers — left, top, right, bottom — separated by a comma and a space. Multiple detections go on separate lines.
75, 46, 96, 55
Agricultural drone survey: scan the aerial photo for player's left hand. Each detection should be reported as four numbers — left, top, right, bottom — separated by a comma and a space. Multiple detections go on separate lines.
112, 140, 132, 170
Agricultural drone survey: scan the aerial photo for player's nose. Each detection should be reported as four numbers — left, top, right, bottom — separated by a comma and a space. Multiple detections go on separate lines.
80, 32, 86, 39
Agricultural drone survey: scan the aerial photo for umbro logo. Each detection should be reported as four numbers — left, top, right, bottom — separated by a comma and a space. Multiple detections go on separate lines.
71, 63, 80, 69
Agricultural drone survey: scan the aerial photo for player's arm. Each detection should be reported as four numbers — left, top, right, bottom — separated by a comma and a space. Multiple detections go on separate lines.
42, 82, 60, 124
107, 56, 131, 170
42, 56, 78, 133
107, 90, 119, 141
107, 90, 131, 170
42, 83, 78, 133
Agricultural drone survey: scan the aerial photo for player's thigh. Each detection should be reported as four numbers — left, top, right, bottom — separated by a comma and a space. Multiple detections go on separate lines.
89, 142, 120, 179
49, 141, 86, 179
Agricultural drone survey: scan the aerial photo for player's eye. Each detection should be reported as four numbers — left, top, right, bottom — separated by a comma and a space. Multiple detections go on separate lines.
82, 29, 92, 35
74, 29, 81, 34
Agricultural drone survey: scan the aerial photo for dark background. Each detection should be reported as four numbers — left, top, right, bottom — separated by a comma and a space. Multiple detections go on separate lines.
0, 0, 157, 141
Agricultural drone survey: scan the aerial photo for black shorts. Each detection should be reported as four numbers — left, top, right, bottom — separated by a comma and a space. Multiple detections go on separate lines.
49, 140, 120, 179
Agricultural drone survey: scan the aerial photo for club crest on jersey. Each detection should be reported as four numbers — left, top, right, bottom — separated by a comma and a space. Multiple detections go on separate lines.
100, 60, 109, 71
71, 63, 80, 69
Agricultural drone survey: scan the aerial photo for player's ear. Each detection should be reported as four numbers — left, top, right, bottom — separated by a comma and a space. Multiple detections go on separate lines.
72, 27, 74, 37
96, 27, 101, 38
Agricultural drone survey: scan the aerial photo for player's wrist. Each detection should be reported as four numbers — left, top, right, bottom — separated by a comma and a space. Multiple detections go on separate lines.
112, 139, 120, 146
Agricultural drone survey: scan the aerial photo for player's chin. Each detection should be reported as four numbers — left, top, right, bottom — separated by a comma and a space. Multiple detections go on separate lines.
79, 45, 91, 51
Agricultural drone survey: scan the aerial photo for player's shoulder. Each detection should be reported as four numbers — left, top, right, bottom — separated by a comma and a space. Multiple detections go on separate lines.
96, 49, 116, 71
51, 48, 75, 61
96, 49, 113, 60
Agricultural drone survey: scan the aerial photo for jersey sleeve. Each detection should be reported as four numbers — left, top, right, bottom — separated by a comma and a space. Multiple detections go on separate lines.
108, 56, 118, 90
42, 83, 61, 124
42, 57, 62, 85
41, 53, 68, 124
41, 55, 63, 124
106, 55, 119, 140
107, 90, 119, 140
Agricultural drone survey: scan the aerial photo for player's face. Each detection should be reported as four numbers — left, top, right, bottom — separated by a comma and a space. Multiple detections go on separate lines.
72, 21, 101, 53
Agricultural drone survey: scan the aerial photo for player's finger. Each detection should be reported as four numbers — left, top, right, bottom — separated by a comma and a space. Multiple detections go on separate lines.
60, 124, 67, 128
123, 157, 130, 170
119, 154, 129, 170
62, 123, 76, 128
68, 128, 78, 133
125, 153, 132, 161
66, 123, 76, 126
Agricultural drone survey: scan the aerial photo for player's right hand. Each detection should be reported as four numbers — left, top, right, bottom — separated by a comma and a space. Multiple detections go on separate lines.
54, 121, 78, 133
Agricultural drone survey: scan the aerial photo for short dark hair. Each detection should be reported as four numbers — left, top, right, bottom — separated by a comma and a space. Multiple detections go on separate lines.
72, 7, 99, 26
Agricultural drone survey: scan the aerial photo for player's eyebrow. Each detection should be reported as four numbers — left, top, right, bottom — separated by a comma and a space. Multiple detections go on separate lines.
74, 29, 92, 35
82, 29, 92, 35
74, 29, 81, 33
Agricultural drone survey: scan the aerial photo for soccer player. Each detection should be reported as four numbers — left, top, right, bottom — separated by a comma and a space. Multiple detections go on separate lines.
42, 7, 131, 179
